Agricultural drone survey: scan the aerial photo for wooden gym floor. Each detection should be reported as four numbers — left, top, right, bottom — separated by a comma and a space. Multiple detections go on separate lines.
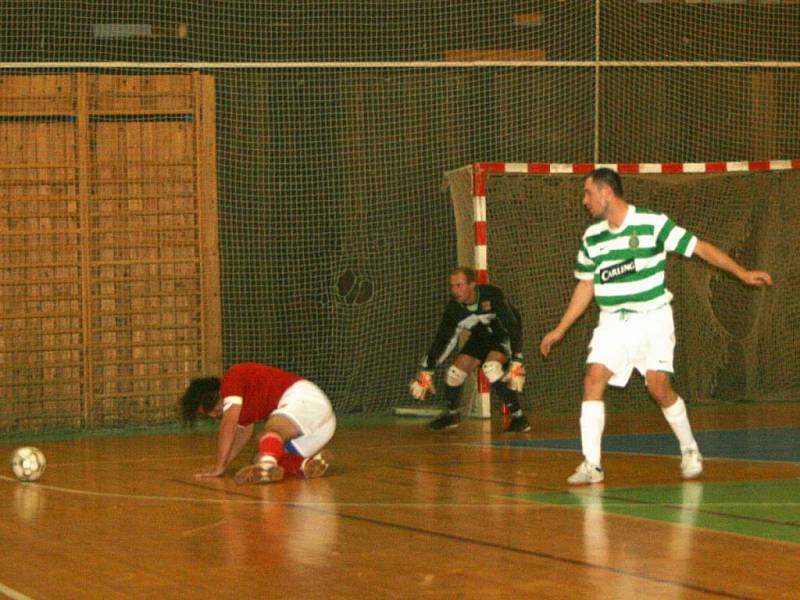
1, 403, 799, 599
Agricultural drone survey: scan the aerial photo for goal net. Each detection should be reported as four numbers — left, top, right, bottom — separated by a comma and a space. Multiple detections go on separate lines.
446, 162, 800, 414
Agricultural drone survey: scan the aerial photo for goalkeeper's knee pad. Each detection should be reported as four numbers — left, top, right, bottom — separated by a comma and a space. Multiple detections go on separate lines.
482, 360, 504, 383
446, 365, 468, 387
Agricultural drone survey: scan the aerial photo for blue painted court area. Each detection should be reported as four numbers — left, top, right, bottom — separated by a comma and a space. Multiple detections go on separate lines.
495, 426, 800, 463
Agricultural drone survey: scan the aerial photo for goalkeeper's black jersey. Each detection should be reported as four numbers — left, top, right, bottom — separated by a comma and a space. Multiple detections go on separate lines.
421, 284, 523, 369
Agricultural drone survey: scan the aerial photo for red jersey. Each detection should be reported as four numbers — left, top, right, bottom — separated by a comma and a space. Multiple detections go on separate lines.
219, 363, 303, 426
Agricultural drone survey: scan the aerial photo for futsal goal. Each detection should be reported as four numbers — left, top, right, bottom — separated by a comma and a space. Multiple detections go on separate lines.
445, 160, 800, 417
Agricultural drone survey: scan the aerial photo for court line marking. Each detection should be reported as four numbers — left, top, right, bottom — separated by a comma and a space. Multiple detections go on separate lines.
181, 518, 227, 537
0, 440, 517, 470
0, 475, 662, 508
0, 581, 34, 600
0, 475, 779, 598
3, 437, 797, 512
385, 465, 800, 529
168, 479, 757, 600
11, 426, 795, 467
2, 473, 796, 510
500, 492, 800, 524
0, 474, 611, 507
486, 425, 800, 465
268, 493, 757, 600
38, 454, 217, 467
0, 475, 280, 504
7, 473, 751, 599
483, 442, 800, 466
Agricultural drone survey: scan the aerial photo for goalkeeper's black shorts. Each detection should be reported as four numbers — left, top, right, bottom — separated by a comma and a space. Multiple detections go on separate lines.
459, 330, 511, 363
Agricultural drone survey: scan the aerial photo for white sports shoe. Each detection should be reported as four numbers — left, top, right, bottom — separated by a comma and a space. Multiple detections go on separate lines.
301, 449, 333, 479
567, 460, 604, 485
681, 448, 703, 479
234, 455, 285, 485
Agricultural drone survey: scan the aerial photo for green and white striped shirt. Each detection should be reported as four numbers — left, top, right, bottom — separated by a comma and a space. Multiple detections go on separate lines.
574, 205, 697, 313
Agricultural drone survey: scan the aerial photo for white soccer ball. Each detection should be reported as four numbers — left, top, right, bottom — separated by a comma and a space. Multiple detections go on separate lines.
10, 446, 46, 482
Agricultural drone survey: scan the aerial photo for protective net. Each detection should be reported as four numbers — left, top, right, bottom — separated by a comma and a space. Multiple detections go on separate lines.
1, 2, 800, 431
446, 166, 800, 413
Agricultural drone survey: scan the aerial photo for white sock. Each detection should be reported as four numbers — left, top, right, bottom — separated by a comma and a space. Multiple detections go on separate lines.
580, 400, 605, 467
662, 397, 698, 453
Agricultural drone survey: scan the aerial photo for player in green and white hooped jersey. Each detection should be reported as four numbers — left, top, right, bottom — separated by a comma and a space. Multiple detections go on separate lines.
539, 167, 774, 485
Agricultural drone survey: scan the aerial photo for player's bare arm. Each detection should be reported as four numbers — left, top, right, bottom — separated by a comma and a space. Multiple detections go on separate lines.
693, 240, 774, 286
195, 403, 242, 479
227, 423, 254, 464
540, 279, 595, 358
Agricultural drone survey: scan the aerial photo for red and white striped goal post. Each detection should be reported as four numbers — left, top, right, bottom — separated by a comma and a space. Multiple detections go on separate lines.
467, 159, 800, 418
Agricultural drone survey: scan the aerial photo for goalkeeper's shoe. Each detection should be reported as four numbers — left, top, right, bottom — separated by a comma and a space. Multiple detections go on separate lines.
234, 455, 285, 485
503, 414, 531, 433
301, 449, 333, 479
428, 411, 460, 430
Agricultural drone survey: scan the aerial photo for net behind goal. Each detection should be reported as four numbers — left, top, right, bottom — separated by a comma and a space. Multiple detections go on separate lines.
446, 162, 800, 414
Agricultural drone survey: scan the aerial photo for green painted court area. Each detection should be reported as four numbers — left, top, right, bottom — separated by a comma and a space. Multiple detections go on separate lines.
509, 479, 800, 544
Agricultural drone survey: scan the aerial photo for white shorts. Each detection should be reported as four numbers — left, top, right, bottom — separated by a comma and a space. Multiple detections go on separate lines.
272, 380, 337, 457
586, 303, 675, 388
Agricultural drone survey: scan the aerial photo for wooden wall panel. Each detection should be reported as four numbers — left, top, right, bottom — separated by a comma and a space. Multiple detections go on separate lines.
0, 108, 83, 430
0, 72, 220, 432
0, 74, 76, 114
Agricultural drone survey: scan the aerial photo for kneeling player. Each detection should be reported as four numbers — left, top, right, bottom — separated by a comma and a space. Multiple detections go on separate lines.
180, 362, 336, 484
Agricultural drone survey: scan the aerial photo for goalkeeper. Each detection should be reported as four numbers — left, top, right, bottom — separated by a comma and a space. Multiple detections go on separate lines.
409, 266, 531, 432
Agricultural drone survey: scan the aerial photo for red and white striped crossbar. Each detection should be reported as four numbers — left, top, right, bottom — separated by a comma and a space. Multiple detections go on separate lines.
470, 159, 800, 283
468, 159, 800, 417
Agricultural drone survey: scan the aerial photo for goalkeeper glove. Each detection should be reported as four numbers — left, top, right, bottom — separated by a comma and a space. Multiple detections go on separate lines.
409, 370, 436, 401
504, 360, 526, 392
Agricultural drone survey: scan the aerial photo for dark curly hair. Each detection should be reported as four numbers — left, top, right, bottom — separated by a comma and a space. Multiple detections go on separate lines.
179, 376, 221, 425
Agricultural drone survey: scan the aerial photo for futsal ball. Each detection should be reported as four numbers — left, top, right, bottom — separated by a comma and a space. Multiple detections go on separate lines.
10, 446, 46, 482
